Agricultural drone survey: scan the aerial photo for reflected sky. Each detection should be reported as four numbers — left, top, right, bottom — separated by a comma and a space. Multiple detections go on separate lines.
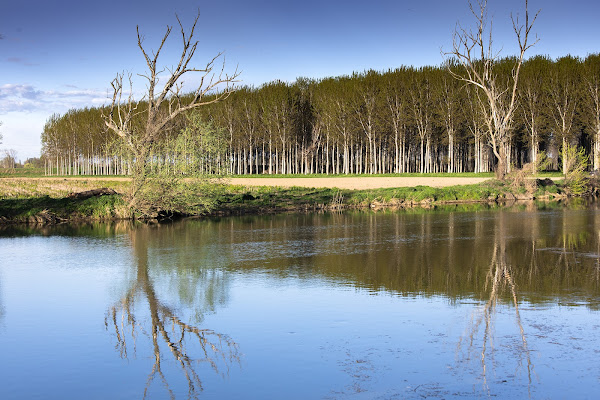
1, 205, 600, 398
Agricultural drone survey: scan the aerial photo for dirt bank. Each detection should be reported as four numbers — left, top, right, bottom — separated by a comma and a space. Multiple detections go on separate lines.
1, 176, 491, 192
228, 177, 491, 189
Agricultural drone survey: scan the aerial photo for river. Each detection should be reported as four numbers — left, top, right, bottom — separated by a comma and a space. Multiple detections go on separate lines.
1, 202, 599, 399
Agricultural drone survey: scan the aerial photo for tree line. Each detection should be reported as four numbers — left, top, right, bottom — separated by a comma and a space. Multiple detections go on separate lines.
41, 53, 600, 176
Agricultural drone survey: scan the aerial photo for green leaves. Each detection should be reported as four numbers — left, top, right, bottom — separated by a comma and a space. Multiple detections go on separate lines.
562, 144, 590, 196
42, 53, 600, 183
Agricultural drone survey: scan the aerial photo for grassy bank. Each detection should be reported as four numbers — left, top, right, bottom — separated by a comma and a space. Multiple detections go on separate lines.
0, 178, 131, 223
214, 178, 566, 214
0, 175, 571, 224
0, 195, 130, 224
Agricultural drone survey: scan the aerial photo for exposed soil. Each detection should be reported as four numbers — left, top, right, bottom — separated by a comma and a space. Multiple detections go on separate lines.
2, 176, 491, 190
228, 177, 491, 189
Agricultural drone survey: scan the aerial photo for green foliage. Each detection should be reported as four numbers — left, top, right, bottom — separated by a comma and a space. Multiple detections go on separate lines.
172, 113, 228, 176
127, 115, 229, 217
39, 53, 600, 179
562, 144, 590, 196
134, 178, 225, 217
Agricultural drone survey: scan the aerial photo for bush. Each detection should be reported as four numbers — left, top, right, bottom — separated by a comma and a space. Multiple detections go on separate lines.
562, 144, 590, 196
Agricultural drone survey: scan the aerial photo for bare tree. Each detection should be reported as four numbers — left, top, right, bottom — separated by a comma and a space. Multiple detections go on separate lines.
445, 0, 539, 180
104, 12, 240, 211
1, 149, 18, 170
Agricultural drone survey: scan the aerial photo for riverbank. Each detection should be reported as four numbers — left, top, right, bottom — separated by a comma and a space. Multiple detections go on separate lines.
228, 176, 494, 189
0, 175, 573, 224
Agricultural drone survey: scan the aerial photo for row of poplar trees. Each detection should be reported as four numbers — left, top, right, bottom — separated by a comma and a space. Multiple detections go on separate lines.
41, 54, 600, 176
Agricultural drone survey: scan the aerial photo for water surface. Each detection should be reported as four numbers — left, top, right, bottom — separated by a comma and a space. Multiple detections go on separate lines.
1, 204, 600, 398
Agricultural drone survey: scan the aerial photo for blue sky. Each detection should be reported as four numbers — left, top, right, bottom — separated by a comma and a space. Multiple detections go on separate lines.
1, 0, 599, 160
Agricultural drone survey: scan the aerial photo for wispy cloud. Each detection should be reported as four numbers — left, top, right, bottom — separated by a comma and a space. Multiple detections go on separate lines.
0, 83, 107, 114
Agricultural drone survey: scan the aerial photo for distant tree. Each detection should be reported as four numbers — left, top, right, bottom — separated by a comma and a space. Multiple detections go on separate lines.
1, 149, 18, 170
310, 79, 335, 173
104, 12, 240, 214
352, 71, 383, 174
519, 55, 551, 167
436, 66, 464, 173
546, 56, 581, 173
582, 54, 600, 170
24, 157, 44, 169
329, 77, 356, 174
46, 45, 600, 177
445, 0, 539, 180
409, 67, 435, 173
465, 85, 490, 172
383, 68, 409, 173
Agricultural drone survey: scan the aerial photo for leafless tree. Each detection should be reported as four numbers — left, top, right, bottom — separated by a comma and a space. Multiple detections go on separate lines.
444, 0, 539, 180
1, 149, 18, 170
104, 11, 240, 209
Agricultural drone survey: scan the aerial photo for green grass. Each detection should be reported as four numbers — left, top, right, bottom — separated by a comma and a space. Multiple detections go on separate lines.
213, 181, 507, 215
0, 173, 576, 224
0, 168, 130, 178
348, 183, 507, 205
0, 177, 128, 200
0, 194, 129, 223
0, 168, 46, 178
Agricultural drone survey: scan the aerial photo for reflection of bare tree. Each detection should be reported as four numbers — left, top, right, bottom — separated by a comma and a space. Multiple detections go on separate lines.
105, 225, 240, 399
458, 213, 534, 394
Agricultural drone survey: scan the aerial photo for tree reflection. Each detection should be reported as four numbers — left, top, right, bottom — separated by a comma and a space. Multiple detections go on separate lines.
105, 224, 240, 399
458, 212, 534, 394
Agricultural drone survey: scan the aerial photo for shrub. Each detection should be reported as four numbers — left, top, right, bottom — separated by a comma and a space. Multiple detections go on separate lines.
562, 144, 590, 196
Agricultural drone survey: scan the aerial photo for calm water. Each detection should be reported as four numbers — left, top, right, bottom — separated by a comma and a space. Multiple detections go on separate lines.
1, 204, 600, 399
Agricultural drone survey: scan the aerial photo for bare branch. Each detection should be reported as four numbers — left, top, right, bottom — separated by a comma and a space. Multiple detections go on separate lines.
103, 11, 240, 210
443, 0, 539, 179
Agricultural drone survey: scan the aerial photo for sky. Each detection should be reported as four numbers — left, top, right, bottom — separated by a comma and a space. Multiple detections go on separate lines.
1, 0, 599, 160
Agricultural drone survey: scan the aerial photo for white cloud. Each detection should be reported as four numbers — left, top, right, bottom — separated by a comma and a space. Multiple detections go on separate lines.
0, 84, 111, 159
0, 84, 42, 100
0, 83, 108, 114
